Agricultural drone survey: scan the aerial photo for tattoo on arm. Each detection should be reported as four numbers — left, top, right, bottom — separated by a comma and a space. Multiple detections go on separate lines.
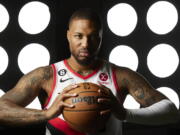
28, 66, 52, 87
121, 78, 166, 106
0, 66, 52, 126
29, 76, 41, 86
134, 89, 145, 99
42, 66, 52, 80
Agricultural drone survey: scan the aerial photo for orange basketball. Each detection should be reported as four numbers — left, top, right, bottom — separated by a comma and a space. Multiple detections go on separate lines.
63, 82, 111, 133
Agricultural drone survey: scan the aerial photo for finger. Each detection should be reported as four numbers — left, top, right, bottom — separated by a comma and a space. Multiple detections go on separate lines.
99, 84, 110, 91
98, 98, 111, 106
98, 83, 107, 89
61, 93, 78, 100
64, 84, 78, 91
59, 84, 78, 94
100, 109, 111, 116
64, 93, 77, 97
98, 88, 110, 96
61, 102, 74, 108
98, 83, 110, 92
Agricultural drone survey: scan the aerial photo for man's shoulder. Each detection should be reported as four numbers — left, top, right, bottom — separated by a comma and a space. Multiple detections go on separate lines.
99, 59, 114, 66
100, 59, 129, 71
102, 61, 135, 77
25, 65, 53, 80
34, 65, 52, 72
99, 59, 133, 78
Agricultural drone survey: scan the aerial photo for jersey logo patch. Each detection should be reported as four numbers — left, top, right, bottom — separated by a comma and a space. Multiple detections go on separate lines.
99, 73, 108, 81
60, 78, 73, 83
58, 69, 67, 76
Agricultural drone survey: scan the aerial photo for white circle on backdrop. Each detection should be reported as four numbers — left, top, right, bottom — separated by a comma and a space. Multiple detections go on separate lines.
18, 43, 50, 74
147, 44, 179, 78
147, 1, 178, 35
107, 3, 138, 36
157, 87, 179, 109
18, 1, 51, 34
0, 89, 5, 97
0, 4, 9, 32
0, 46, 9, 75
109, 45, 139, 71
26, 97, 41, 109
123, 94, 140, 109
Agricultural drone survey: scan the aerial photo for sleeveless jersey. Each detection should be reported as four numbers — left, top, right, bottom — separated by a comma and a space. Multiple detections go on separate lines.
44, 60, 123, 135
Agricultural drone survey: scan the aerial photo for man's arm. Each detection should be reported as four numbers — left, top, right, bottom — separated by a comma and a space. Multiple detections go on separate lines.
114, 66, 179, 125
117, 67, 166, 106
0, 66, 52, 126
0, 66, 77, 126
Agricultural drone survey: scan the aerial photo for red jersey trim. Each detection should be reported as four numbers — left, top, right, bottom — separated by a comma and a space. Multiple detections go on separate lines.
112, 67, 124, 103
48, 118, 85, 135
64, 59, 100, 80
43, 64, 57, 108
112, 67, 119, 91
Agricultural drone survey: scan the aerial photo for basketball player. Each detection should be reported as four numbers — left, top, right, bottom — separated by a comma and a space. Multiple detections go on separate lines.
0, 9, 179, 135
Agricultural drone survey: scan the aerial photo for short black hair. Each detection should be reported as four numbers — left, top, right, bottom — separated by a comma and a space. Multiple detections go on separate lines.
68, 8, 102, 30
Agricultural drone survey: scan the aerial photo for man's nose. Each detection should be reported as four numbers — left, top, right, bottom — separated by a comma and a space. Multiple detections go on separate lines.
81, 37, 89, 48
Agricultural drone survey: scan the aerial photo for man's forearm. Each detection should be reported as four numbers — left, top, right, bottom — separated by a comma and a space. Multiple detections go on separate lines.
0, 100, 48, 126
125, 99, 179, 125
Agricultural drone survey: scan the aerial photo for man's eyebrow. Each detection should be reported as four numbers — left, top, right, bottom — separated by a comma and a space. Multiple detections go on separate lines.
73, 32, 82, 34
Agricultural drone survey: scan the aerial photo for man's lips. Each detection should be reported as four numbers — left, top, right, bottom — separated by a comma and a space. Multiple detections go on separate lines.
79, 50, 90, 57
79, 52, 89, 57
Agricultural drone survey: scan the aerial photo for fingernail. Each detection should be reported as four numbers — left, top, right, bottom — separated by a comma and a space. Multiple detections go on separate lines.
72, 84, 78, 88
98, 99, 100, 102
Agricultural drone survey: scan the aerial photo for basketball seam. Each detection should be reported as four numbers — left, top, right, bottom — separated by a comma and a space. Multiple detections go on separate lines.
77, 91, 98, 94
63, 108, 109, 112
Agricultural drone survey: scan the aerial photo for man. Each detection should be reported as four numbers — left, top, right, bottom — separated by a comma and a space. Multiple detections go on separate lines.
0, 9, 179, 135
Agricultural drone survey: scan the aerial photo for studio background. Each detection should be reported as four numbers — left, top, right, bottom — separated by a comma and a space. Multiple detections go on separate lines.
0, 0, 179, 135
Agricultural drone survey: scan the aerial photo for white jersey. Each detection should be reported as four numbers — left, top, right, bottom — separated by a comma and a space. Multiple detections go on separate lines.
45, 60, 123, 135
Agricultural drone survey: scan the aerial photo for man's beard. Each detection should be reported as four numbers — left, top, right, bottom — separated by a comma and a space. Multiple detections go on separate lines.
72, 52, 96, 66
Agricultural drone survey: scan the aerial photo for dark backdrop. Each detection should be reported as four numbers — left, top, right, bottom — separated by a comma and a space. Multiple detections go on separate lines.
0, 0, 179, 135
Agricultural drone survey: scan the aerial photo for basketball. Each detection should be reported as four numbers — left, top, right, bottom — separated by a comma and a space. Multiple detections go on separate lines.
63, 82, 111, 133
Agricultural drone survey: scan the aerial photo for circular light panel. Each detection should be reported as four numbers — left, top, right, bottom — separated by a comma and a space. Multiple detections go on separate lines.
0, 46, 9, 75
123, 94, 140, 109
0, 89, 5, 97
147, 44, 179, 78
18, 43, 50, 74
109, 45, 138, 71
26, 97, 41, 109
18, 1, 51, 34
147, 1, 178, 34
0, 4, 9, 32
107, 3, 138, 36
157, 87, 179, 109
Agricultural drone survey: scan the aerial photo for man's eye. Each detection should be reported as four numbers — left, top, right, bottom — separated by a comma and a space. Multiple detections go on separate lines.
74, 35, 82, 39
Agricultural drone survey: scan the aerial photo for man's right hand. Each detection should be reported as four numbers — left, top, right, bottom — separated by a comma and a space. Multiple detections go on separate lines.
45, 84, 78, 120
